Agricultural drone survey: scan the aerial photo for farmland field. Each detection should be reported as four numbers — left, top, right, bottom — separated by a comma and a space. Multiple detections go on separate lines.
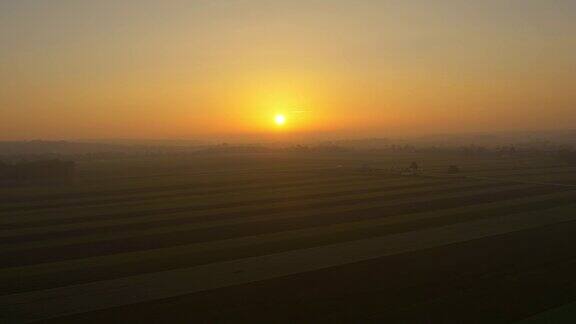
2, 152, 576, 323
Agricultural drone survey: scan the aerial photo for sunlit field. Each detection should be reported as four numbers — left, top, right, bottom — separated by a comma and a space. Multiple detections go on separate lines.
2, 152, 576, 322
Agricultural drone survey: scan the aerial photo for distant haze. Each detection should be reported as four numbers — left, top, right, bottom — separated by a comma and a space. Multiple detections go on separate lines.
1, 0, 575, 140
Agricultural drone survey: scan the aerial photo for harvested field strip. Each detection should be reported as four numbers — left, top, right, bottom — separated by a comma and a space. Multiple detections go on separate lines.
462, 173, 576, 187
426, 163, 565, 175
11, 168, 363, 196
470, 166, 576, 177
2, 192, 575, 295
0, 184, 566, 267
62, 157, 541, 187
519, 300, 576, 323
77, 163, 334, 181
0, 181, 506, 247
0, 176, 392, 214
0, 166, 363, 201
0, 177, 446, 227
57, 211, 576, 324
0, 173, 392, 217
502, 173, 576, 184
3, 155, 574, 322
3, 204, 576, 323
0, 174, 393, 216
0, 192, 560, 286
0, 176, 384, 213
0, 166, 365, 204
3, 172, 348, 208
0, 181, 487, 244
0, 181, 516, 240
0, 179, 452, 237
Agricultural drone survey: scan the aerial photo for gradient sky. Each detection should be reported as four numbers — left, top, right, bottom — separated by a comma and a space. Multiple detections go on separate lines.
1, 0, 575, 140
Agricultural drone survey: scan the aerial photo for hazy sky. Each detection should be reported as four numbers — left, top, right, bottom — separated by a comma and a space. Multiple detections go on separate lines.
1, 0, 575, 140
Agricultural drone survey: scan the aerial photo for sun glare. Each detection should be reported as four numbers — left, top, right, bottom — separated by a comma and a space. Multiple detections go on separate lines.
274, 114, 286, 126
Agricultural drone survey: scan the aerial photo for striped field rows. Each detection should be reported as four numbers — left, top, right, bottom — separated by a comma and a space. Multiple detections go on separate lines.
1, 154, 576, 323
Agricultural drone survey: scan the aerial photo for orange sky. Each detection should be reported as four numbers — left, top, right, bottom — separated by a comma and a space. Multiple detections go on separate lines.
1, 1, 575, 141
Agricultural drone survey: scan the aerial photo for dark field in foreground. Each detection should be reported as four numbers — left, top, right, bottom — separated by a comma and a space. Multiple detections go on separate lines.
2, 152, 576, 323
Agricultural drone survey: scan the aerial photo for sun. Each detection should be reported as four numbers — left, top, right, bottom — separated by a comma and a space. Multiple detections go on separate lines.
274, 114, 286, 126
